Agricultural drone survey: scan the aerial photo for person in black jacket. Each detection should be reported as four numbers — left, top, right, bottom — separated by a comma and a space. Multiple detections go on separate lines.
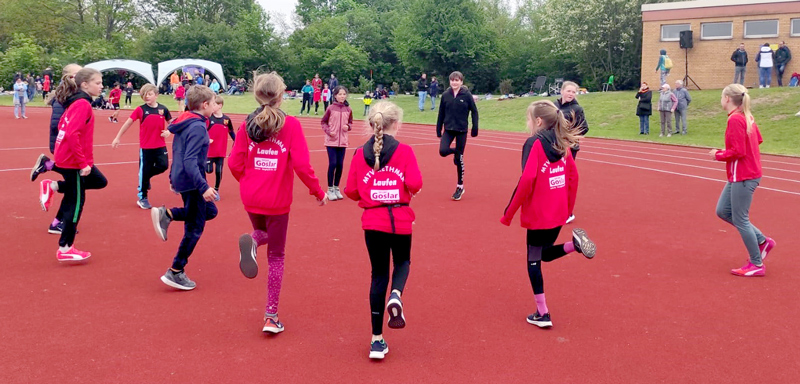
731, 43, 748, 85
428, 76, 439, 111
775, 41, 792, 87
417, 73, 428, 112
31, 63, 83, 235
635, 82, 652, 135
436, 71, 479, 201
554, 81, 587, 223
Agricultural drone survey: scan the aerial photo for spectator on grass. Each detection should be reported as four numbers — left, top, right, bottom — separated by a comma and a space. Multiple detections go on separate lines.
657, 83, 677, 138
13, 77, 29, 119
731, 43, 748, 85
312, 73, 323, 90
673, 80, 691, 135
417, 73, 428, 112
328, 74, 338, 91
27, 73, 36, 100
635, 82, 652, 135
775, 41, 792, 87
209, 79, 220, 94
429, 76, 439, 111
756, 43, 774, 88
170, 71, 180, 94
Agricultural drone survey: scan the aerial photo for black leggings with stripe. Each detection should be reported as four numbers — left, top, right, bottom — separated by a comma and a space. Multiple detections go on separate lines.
526, 227, 568, 295
54, 166, 108, 247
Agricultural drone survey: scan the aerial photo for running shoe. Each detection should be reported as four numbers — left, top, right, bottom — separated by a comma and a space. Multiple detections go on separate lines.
452, 186, 464, 201
48, 221, 63, 235
526, 311, 552, 328
160, 269, 196, 290
137, 198, 152, 210
31, 154, 50, 182
731, 262, 765, 277
566, 214, 575, 224
334, 186, 344, 200
327, 187, 338, 201
387, 292, 405, 329
56, 246, 91, 261
151, 206, 172, 241
760, 237, 776, 261
369, 339, 389, 359
238, 234, 258, 279
262, 316, 285, 334
108, 116, 113, 123
40, 179, 54, 211
572, 228, 596, 259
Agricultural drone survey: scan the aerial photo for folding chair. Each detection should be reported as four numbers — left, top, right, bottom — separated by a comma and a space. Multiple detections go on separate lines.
602, 75, 615, 92
548, 78, 564, 96
530, 76, 547, 95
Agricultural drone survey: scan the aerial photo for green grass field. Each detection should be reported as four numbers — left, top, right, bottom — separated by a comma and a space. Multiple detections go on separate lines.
4, 87, 800, 155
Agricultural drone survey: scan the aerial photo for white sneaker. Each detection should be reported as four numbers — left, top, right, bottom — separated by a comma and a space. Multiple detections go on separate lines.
659, 134, 664, 137
327, 187, 338, 201
334, 186, 344, 200
766, 85, 770, 88
667, 133, 672, 137
759, 85, 764, 89
566, 214, 575, 224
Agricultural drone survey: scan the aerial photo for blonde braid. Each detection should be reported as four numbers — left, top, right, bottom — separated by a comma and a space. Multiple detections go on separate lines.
372, 112, 385, 171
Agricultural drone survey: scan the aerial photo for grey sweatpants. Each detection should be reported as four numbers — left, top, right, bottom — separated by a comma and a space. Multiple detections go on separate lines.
733, 66, 746, 85
659, 110, 672, 135
674, 108, 687, 134
715, 178, 766, 265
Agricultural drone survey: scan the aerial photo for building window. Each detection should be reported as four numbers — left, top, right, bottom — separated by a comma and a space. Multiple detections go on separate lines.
661, 24, 691, 41
744, 20, 779, 38
792, 19, 800, 36
701, 22, 733, 40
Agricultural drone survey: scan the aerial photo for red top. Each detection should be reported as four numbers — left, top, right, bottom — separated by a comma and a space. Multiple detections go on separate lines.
501, 139, 578, 230
109, 88, 122, 104
54, 98, 95, 169
714, 111, 763, 182
311, 77, 323, 90
345, 141, 423, 235
313, 87, 321, 102
175, 86, 186, 99
130, 104, 172, 149
43, 76, 51, 92
228, 115, 325, 215
207, 114, 234, 158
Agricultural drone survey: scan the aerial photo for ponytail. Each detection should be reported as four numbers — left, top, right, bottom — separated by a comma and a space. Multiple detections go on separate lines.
741, 92, 753, 134
722, 83, 754, 134
526, 100, 581, 156
51, 73, 78, 106
370, 112, 385, 171
248, 72, 287, 142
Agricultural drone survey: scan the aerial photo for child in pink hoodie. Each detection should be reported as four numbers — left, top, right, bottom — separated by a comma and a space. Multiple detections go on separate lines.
321, 85, 353, 201
345, 101, 422, 360
229, 72, 327, 334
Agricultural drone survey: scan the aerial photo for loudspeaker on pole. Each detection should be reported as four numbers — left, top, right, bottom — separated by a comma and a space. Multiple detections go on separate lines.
680, 30, 693, 49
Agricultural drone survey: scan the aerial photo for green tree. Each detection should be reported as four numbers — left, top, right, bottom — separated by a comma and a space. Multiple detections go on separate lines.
320, 42, 370, 88
0, 34, 45, 84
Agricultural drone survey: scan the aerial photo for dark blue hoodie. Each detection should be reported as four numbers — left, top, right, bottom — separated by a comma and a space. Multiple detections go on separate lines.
168, 111, 210, 193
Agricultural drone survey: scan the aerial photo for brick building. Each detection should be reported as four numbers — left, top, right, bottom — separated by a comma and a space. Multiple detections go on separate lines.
641, 0, 800, 89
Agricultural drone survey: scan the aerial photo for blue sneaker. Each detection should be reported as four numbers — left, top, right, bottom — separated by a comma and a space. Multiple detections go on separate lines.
386, 292, 405, 329
369, 339, 389, 359
526, 312, 552, 328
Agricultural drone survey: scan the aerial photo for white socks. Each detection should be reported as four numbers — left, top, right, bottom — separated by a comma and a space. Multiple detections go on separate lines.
51, 181, 59, 192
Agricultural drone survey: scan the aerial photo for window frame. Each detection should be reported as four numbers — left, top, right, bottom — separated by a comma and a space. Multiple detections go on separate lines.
743, 19, 779, 39
661, 23, 692, 42
701, 21, 733, 40
791, 18, 800, 37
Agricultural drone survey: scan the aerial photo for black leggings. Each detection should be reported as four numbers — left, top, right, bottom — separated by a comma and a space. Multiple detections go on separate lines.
314, 101, 320, 113
439, 130, 467, 185
206, 157, 224, 190
300, 93, 312, 114
326, 146, 346, 187
139, 147, 169, 199
365, 230, 411, 336
570, 146, 579, 160
54, 166, 108, 247
125, 94, 132, 105
526, 227, 568, 295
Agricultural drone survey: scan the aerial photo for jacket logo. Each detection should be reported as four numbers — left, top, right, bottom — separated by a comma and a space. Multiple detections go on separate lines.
223, 119, 228, 125
158, 109, 164, 115
549, 175, 565, 189
370, 189, 400, 203
255, 157, 278, 171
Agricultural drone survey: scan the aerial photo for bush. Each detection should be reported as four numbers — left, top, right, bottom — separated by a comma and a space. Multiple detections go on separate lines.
356, 75, 374, 94
391, 82, 400, 97
499, 79, 513, 95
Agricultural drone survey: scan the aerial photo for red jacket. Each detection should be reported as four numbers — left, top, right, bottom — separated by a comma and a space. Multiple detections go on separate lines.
54, 94, 95, 170
175, 86, 186, 99
501, 132, 578, 230
714, 111, 763, 182
109, 88, 122, 104
229, 112, 325, 215
345, 135, 423, 235
321, 102, 352, 147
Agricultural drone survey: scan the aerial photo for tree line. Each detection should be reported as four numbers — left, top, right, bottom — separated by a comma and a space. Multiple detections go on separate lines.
0, 0, 675, 93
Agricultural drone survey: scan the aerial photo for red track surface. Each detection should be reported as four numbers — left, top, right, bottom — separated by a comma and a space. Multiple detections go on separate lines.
2, 106, 799, 383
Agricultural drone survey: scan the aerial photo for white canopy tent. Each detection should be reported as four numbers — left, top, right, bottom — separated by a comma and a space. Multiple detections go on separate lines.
84, 59, 156, 85
157, 59, 226, 90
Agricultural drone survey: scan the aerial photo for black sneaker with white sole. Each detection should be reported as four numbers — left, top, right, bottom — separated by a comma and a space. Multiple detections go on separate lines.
386, 292, 405, 329
238, 234, 258, 279
31, 154, 49, 182
160, 269, 196, 290
137, 198, 152, 209
526, 312, 552, 328
369, 340, 389, 359
451, 186, 464, 201
151, 206, 172, 241
572, 228, 596, 259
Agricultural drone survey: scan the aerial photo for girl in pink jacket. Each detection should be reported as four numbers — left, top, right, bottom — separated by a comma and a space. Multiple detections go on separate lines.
345, 101, 422, 359
321, 86, 353, 201
229, 72, 328, 334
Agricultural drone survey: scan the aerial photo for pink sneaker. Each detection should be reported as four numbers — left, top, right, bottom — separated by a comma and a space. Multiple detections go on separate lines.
760, 237, 776, 261
731, 262, 765, 277
56, 246, 91, 261
40, 179, 54, 211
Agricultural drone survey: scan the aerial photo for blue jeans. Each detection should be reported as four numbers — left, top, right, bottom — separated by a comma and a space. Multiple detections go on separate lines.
759, 67, 772, 87
715, 178, 766, 265
638, 115, 650, 134
430, 95, 436, 110
418, 91, 427, 111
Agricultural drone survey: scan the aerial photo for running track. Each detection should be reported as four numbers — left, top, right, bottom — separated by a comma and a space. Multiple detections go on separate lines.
1, 106, 798, 383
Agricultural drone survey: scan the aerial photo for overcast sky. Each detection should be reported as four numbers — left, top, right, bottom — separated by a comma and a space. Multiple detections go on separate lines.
258, 0, 298, 32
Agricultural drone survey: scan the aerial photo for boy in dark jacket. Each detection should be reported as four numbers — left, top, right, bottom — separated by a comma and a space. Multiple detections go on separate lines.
731, 43, 749, 85
436, 71, 479, 201
151, 85, 219, 291
775, 41, 792, 86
